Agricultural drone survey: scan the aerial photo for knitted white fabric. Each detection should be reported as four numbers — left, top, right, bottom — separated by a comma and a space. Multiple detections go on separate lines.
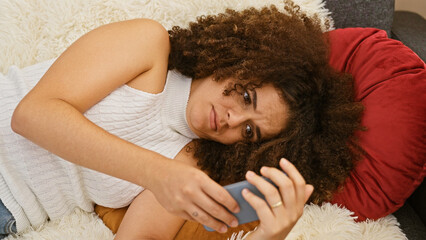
0, 59, 198, 233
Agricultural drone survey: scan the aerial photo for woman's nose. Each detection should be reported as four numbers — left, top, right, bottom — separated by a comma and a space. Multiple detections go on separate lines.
226, 111, 248, 128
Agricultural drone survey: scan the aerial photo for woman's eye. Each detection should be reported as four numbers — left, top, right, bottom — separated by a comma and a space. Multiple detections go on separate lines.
243, 91, 251, 105
244, 124, 254, 138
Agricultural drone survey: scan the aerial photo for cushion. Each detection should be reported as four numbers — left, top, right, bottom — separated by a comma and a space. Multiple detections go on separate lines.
95, 205, 128, 234
328, 28, 426, 221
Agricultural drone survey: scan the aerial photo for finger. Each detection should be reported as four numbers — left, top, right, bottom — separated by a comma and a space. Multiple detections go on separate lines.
279, 158, 307, 204
192, 190, 239, 230
197, 179, 239, 228
202, 178, 240, 212
187, 205, 229, 233
304, 184, 314, 202
180, 212, 195, 222
259, 166, 296, 210
245, 170, 283, 214
241, 188, 274, 225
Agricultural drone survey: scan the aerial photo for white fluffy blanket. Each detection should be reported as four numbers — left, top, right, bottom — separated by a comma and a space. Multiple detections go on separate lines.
0, 0, 406, 239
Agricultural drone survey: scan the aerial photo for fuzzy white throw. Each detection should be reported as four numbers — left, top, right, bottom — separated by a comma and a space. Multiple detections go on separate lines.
0, 0, 406, 239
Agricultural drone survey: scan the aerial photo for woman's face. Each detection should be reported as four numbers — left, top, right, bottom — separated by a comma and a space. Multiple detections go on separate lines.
187, 76, 289, 144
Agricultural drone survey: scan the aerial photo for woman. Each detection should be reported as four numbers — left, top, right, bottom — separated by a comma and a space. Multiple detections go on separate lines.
0, 1, 363, 239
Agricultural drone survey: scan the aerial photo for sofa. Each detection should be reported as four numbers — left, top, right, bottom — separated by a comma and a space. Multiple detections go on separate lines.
1, 0, 423, 239
325, 0, 426, 239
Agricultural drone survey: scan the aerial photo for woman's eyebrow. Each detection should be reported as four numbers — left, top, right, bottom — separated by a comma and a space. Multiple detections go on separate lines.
252, 89, 257, 110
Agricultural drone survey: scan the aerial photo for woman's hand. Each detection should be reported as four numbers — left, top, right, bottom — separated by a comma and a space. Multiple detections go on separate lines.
242, 158, 314, 240
145, 159, 240, 233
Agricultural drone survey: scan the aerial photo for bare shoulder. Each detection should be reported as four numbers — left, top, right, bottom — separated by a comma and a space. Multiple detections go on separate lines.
83, 18, 170, 75
124, 19, 171, 94
111, 18, 170, 54
88, 18, 171, 96
89, 18, 169, 49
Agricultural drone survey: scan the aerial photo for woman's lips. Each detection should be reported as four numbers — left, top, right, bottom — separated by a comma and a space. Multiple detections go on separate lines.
210, 107, 217, 131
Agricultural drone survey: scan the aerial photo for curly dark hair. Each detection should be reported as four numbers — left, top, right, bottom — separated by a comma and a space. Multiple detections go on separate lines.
168, 1, 364, 203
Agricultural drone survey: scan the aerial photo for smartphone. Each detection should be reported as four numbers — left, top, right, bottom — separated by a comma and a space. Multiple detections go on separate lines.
204, 177, 277, 231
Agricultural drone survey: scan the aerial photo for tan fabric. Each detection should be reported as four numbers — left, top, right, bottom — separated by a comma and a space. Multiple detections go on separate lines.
95, 205, 128, 234
95, 205, 258, 239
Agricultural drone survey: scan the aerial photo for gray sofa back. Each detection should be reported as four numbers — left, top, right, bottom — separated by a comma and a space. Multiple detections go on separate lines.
325, 0, 395, 36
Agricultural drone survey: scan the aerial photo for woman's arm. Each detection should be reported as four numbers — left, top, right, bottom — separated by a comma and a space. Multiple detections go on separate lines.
11, 19, 238, 233
114, 144, 198, 240
12, 18, 169, 192
115, 190, 186, 240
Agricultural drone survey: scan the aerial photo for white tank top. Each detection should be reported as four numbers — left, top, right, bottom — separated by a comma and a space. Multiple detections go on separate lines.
0, 59, 198, 232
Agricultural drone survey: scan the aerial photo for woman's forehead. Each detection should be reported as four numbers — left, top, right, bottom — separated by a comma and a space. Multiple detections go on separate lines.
254, 84, 289, 139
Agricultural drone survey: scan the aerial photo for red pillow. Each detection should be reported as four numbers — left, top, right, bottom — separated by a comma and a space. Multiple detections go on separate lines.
327, 28, 426, 221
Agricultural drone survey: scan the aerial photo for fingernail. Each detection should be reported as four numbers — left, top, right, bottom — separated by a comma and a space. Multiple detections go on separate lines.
230, 219, 238, 228
220, 225, 228, 233
242, 188, 249, 195
260, 166, 268, 173
246, 171, 255, 179
281, 158, 288, 165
